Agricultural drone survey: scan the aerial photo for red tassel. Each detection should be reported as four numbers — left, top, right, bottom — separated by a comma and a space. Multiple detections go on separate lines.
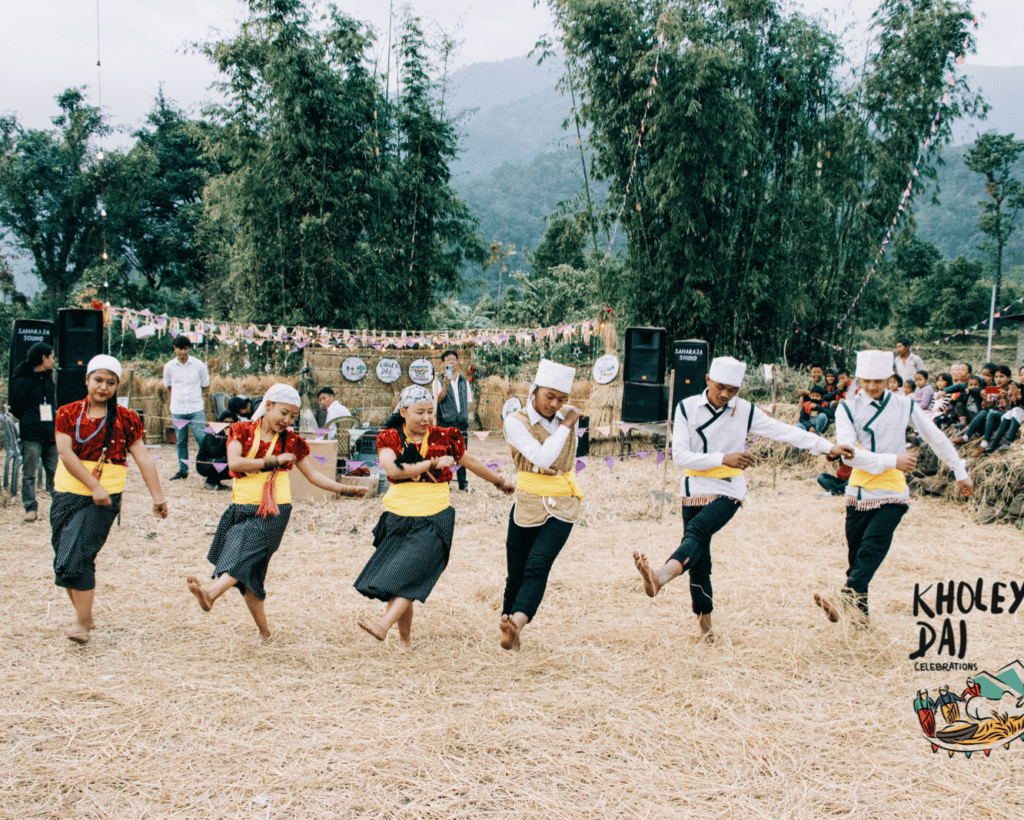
257, 469, 280, 517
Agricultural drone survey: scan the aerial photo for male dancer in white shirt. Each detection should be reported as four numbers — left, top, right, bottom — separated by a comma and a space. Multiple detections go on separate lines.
634, 356, 853, 642
814, 350, 972, 622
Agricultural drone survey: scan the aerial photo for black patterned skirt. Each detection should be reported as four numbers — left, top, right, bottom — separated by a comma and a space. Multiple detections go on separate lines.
354, 507, 456, 603
50, 491, 122, 591
207, 503, 292, 601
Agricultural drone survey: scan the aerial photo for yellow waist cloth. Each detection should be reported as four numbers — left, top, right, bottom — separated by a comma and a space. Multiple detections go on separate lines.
516, 470, 585, 499
233, 470, 291, 506
382, 481, 451, 517
54, 461, 127, 495
685, 466, 743, 479
849, 467, 907, 493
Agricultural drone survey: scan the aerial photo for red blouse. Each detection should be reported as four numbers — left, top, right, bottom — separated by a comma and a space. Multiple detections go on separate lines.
55, 400, 145, 465
227, 420, 310, 479
377, 425, 466, 484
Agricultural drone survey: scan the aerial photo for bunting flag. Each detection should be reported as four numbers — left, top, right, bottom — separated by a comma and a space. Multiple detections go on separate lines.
604, 457, 616, 472
345, 459, 364, 472
312, 454, 330, 465
930, 296, 1024, 345
213, 462, 227, 471
656, 452, 666, 466
595, 426, 611, 436
575, 459, 587, 473
204, 422, 229, 434
636, 450, 649, 460
473, 431, 489, 441
314, 427, 331, 436
618, 423, 635, 435
171, 418, 190, 430
577, 427, 588, 438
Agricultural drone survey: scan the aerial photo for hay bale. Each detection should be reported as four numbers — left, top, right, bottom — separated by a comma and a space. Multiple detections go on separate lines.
477, 375, 511, 432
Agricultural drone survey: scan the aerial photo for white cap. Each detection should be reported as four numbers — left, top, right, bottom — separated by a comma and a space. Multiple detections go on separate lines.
532, 359, 575, 395
253, 383, 301, 418
856, 350, 894, 381
86, 354, 122, 379
708, 356, 746, 387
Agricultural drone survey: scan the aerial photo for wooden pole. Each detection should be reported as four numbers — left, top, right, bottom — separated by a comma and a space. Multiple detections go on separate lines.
770, 364, 778, 490
658, 371, 675, 521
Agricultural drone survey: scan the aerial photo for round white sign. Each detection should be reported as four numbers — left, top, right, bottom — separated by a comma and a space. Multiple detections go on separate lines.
593, 354, 620, 385
501, 397, 523, 420
341, 356, 367, 382
408, 358, 435, 386
376, 358, 402, 384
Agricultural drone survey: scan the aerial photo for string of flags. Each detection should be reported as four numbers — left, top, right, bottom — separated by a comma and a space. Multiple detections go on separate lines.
836, 76, 958, 331
794, 328, 855, 356
108, 305, 601, 353
929, 297, 1024, 346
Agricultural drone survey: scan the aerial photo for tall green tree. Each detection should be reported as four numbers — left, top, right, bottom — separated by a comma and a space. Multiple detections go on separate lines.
546, 0, 984, 361
964, 132, 1024, 310
0, 88, 109, 309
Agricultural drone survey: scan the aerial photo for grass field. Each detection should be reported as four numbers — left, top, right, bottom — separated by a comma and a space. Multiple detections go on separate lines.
2, 439, 1022, 819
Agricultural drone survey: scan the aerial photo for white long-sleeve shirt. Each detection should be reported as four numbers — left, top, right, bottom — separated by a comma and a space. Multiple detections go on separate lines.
836, 389, 968, 508
673, 390, 833, 502
503, 400, 575, 471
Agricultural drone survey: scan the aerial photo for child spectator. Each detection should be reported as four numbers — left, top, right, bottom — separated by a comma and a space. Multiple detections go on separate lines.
822, 369, 840, 403
797, 365, 827, 399
953, 365, 1015, 452
888, 374, 903, 393
901, 380, 915, 397
912, 370, 934, 411
977, 379, 1023, 454
797, 386, 833, 434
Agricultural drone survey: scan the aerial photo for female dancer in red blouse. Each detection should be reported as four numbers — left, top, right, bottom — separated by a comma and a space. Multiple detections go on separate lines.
187, 383, 366, 641
52, 355, 168, 643
355, 384, 514, 650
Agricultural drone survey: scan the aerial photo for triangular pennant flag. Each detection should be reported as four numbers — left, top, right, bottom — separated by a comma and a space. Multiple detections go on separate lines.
931, 744, 938, 753
656, 451, 665, 466
576, 427, 588, 438
964, 751, 972, 759
312, 454, 330, 465
636, 450, 648, 460
604, 457, 615, 472
618, 423, 635, 435
213, 462, 227, 471
172, 418, 190, 430
983, 749, 991, 756
575, 459, 586, 473
345, 460, 363, 472
473, 431, 489, 441
595, 426, 611, 436
209, 422, 229, 433
314, 427, 331, 436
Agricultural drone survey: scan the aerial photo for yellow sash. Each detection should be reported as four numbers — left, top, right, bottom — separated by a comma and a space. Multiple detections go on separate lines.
232, 431, 291, 506
849, 467, 907, 493
685, 466, 743, 479
516, 470, 585, 499
54, 461, 128, 495
382, 481, 450, 516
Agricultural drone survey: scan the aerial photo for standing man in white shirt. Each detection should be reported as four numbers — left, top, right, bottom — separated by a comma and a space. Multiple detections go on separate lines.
163, 335, 210, 480
317, 387, 352, 439
433, 350, 474, 491
894, 338, 924, 385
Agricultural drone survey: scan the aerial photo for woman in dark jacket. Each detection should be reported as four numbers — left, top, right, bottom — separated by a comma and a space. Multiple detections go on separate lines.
10, 343, 57, 522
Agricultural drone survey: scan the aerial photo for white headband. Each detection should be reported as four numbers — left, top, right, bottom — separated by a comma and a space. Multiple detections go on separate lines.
253, 383, 301, 418
399, 385, 433, 407
86, 354, 122, 379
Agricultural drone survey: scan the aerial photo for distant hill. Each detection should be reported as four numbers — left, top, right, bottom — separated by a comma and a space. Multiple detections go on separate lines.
951, 66, 1024, 145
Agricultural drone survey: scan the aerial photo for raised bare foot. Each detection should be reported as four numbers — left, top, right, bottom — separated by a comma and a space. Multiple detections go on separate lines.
633, 551, 661, 598
499, 614, 521, 650
358, 620, 387, 641
187, 576, 213, 612
814, 593, 841, 623
64, 623, 90, 644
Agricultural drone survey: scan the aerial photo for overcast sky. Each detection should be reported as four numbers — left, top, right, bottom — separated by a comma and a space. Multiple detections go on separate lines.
2, 0, 1021, 144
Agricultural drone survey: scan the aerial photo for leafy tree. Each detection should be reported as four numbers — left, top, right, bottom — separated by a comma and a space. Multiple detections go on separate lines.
545, 0, 984, 361
965, 132, 1024, 310
529, 214, 586, 275
0, 88, 109, 309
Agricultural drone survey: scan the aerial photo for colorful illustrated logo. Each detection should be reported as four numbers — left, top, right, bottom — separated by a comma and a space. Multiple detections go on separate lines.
408, 358, 434, 386
341, 357, 367, 382
914, 660, 1024, 757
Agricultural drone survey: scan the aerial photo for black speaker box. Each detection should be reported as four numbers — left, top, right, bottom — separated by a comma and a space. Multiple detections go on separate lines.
57, 308, 104, 368
57, 368, 88, 407
670, 339, 709, 416
8, 319, 55, 387
624, 326, 667, 384
577, 415, 590, 458
622, 382, 669, 424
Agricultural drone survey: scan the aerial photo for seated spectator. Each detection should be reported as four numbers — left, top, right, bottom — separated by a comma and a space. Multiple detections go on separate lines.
888, 374, 903, 393
797, 364, 826, 399
953, 365, 1015, 451
977, 379, 1023, 454
317, 386, 352, 439
196, 409, 238, 491
227, 395, 251, 420
901, 380, 915, 397
980, 362, 997, 387
817, 452, 852, 497
912, 370, 934, 411
797, 386, 833, 434
822, 368, 840, 403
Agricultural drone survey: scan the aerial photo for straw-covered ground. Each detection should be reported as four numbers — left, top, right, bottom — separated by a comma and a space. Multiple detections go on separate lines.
2, 439, 1022, 819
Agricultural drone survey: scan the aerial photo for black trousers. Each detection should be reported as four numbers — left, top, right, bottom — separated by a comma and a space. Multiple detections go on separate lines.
503, 509, 574, 620
669, 496, 740, 616
844, 503, 908, 614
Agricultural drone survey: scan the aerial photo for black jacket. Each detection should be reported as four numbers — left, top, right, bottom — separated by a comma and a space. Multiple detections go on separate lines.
10, 370, 56, 442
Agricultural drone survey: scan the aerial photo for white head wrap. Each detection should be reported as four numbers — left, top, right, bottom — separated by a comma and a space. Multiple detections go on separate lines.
399, 385, 433, 408
856, 350, 894, 381
531, 359, 575, 395
708, 356, 746, 387
253, 383, 301, 419
86, 354, 122, 379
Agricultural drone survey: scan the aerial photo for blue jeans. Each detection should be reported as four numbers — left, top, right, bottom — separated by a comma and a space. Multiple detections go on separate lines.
798, 414, 829, 435
173, 411, 207, 473
20, 439, 58, 511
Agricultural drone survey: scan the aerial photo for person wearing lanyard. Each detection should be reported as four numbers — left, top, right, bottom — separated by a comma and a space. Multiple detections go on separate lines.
51, 355, 168, 644
9, 342, 58, 522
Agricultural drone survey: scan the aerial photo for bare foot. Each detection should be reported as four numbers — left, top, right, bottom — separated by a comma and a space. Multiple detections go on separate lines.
499, 615, 520, 651
633, 551, 661, 598
187, 576, 213, 612
358, 620, 387, 641
398, 638, 412, 654
698, 631, 716, 645
814, 593, 841, 623
257, 631, 273, 645
64, 623, 90, 644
